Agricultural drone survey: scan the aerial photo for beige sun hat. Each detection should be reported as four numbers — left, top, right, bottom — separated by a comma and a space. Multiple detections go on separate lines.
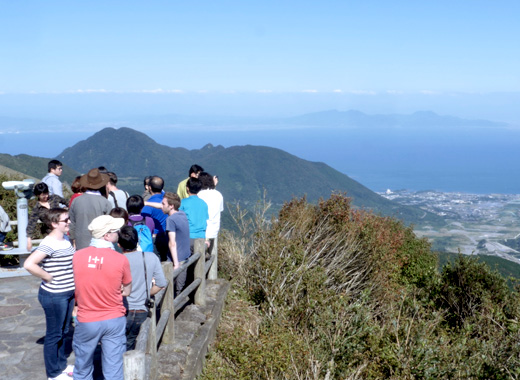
88, 215, 125, 239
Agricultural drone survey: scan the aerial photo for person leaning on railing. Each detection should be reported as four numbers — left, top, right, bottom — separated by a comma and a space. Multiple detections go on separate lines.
27, 182, 68, 251
118, 225, 167, 351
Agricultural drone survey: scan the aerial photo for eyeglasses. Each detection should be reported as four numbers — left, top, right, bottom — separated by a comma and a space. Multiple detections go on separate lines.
59, 218, 70, 223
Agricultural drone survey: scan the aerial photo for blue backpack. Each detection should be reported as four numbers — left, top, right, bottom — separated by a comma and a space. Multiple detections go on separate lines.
130, 219, 154, 253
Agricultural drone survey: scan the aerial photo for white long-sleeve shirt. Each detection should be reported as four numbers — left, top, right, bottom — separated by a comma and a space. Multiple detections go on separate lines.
41, 173, 63, 197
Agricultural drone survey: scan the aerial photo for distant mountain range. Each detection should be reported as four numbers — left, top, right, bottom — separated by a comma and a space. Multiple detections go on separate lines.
0, 110, 508, 131
284, 110, 508, 128
0, 127, 444, 226
120, 110, 509, 129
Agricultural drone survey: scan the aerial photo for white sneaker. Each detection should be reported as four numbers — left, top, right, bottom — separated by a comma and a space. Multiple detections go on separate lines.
64, 364, 74, 376
48, 372, 72, 380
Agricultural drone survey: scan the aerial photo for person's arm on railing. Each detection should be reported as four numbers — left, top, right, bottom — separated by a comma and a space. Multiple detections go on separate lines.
150, 283, 163, 296
168, 231, 180, 269
150, 253, 168, 296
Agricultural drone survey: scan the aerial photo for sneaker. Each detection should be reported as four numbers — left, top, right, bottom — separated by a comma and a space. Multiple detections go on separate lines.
48, 372, 72, 380
64, 364, 74, 376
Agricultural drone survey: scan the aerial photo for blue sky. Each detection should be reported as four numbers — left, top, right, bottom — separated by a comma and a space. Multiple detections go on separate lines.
1, 1, 519, 94
1, 1, 520, 193
0, 1, 519, 123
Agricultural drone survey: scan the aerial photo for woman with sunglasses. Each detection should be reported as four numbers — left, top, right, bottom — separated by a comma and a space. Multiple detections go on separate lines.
24, 208, 75, 380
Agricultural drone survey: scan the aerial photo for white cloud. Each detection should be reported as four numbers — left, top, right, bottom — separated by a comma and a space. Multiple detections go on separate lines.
348, 90, 377, 95
137, 89, 184, 94
420, 90, 439, 95
257, 89, 273, 93
301, 89, 318, 93
386, 90, 404, 95
72, 89, 109, 93
15, 89, 187, 95
333, 89, 343, 93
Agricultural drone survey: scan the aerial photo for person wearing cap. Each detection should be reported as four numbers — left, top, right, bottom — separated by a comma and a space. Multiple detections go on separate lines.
72, 215, 132, 380
69, 168, 112, 250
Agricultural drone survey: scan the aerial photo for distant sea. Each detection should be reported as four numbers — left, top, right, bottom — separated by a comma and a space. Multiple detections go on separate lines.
2, 125, 520, 194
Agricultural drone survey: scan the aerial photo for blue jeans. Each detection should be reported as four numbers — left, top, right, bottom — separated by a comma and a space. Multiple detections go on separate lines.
73, 316, 126, 380
38, 288, 75, 378
0, 231, 6, 244
125, 310, 148, 351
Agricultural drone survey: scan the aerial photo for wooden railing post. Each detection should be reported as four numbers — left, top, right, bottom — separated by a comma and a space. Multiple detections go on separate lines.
193, 238, 206, 306
161, 262, 175, 344
208, 237, 218, 280
123, 350, 146, 380
147, 299, 158, 380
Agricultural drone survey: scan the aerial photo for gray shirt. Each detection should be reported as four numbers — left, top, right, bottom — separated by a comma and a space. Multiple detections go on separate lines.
124, 250, 167, 311
69, 192, 112, 250
166, 210, 191, 262
108, 189, 129, 210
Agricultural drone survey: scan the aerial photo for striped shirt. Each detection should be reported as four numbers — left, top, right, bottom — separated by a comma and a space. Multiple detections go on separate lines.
38, 236, 75, 293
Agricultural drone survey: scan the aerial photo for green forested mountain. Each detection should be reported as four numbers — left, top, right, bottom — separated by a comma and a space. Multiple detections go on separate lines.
1, 127, 444, 226
56, 127, 443, 225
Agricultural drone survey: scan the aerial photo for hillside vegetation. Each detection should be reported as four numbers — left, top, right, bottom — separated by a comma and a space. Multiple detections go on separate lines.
0, 153, 79, 185
438, 251, 520, 287
201, 194, 520, 379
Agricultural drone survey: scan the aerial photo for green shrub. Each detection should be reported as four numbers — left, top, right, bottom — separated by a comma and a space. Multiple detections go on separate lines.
202, 195, 520, 380
436, 254, 510, 328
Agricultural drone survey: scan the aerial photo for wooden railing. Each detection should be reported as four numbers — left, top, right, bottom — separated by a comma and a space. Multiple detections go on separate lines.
123, 239, 218, 380
5, 220, 44, 248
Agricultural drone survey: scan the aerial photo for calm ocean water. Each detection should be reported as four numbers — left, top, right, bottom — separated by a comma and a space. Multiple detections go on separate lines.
2, 126, 519, 194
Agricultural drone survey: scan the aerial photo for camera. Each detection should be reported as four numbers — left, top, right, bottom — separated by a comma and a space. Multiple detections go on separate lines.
145, 298, 154, 318
2, 179, 35, 191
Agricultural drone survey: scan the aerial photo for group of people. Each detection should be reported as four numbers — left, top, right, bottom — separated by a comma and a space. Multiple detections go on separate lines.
21, 160, 223, 380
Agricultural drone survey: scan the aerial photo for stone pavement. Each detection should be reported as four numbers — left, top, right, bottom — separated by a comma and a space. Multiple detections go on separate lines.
0, 272, 73, 380
0, 269, 230, 380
